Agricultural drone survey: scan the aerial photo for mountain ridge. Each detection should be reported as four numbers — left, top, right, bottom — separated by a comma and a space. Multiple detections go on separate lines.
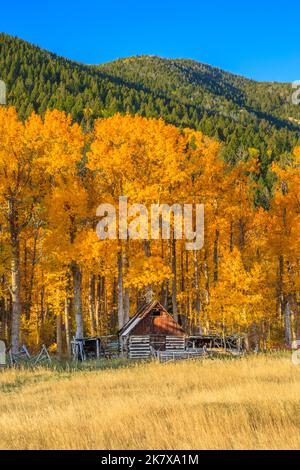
0, 33, 283, 84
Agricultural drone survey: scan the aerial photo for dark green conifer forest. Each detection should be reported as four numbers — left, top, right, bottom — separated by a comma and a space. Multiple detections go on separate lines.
1, 32, 300, 206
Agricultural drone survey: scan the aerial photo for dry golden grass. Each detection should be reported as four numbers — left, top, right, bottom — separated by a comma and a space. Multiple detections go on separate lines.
0, 355, 299, 450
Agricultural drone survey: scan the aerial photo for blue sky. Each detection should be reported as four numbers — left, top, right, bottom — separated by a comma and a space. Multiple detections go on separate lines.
1, 0, 300, 82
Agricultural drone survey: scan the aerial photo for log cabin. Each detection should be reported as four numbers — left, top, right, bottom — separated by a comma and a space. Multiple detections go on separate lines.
119, 299, 186, 359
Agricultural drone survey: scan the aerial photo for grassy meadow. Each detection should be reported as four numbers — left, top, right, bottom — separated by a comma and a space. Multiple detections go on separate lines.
0, 355, 299, 450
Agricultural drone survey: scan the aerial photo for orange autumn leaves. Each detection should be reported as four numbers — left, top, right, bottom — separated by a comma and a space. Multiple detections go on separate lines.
0, 107, 299, 350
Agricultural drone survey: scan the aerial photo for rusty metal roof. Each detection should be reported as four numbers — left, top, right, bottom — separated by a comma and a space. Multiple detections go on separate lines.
119, 299, 166, 337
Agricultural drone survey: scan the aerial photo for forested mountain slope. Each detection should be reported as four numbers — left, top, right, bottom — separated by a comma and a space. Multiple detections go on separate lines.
0, 32, 299, 176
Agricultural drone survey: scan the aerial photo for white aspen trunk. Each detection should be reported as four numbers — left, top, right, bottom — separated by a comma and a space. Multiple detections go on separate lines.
179, 246, 185, 326
10, 205, 22, 354
160, 240, 168, 307
244, 333, 250, 352
185, 250, 190, 319
56, 313, 62, 360
124, 287, 130, 324
64, 296, 71, 357
88, 274, 96, 336
278, 255, 284, 319
143, 240, 153, 303
194, 251, 202, 334
203, 250, 210, 334
72, 262, 83, 339
213, 229, 219, 283
123, 247, 130, 324
11, 247, 22, 353
117, 248, 124, 329
95, 275, 101, 335
171, 237, 178, 321
284, 298, 293, 347
253, 322, 259, 351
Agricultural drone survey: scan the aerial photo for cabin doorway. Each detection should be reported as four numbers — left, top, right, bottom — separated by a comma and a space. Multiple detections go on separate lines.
150, 335, 166, 351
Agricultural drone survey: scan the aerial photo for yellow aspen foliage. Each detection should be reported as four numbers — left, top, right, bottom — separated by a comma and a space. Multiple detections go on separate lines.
0, 110, 298, 350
